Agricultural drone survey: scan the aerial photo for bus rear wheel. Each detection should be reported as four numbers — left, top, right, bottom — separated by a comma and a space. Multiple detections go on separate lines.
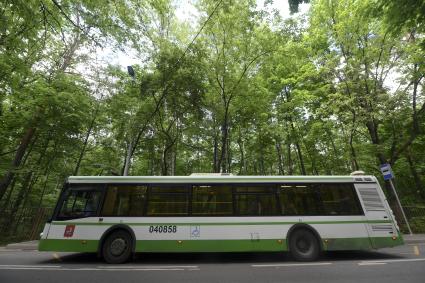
289, 228, 320, 261
102, 230, 133, 264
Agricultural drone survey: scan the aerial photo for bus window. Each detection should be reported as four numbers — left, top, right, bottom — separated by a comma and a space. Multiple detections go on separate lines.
234, 185, 279, 216
192, 185, 233, 216
317, 184, 363, 215
146, 186, 189, 216
279, 185, 321, 216
102, 186, 147, 216
58, 190, 101, 219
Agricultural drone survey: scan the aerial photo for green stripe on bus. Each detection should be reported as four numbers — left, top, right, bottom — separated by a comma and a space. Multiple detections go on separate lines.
51, 220, 392, 226
38, 239, 287, 253
39, 239, 99, 252
136, 239, 288, 252
323, 236, 404, 250
38, 236, 403, 253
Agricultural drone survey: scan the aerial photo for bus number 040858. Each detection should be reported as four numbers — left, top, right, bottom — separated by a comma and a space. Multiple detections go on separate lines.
149, 225, 177, 233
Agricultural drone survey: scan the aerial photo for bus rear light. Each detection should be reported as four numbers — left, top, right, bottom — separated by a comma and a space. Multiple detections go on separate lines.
392, 236, 397, 240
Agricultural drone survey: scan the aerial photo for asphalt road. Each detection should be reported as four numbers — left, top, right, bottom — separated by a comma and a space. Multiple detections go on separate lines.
0, 244, 424, 283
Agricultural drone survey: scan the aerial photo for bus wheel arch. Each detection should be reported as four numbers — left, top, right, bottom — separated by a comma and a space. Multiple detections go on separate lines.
286, 224, 322, 261
98, 224, 136, 263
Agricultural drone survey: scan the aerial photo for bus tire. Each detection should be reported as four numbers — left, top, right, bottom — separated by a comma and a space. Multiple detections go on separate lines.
102, 230, 133, 264
288, 228, 320, 261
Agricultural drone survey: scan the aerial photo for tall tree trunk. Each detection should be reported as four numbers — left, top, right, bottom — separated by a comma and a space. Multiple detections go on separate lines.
0, 178, 17, 213
172, 144, 177, 176
349, 133, 360, 171
13, 136, 51, 220
213, 134, 219, 173
365, 119, 387, 164
287, 141, 293, 175
123, 140, 133, 176
406, 147, 425, 200
275, 140, 285, 175
237, 135, 246, 175
295, 140, 306, 175
219, 111, 229, 173
3, 172, 32, 234
37, 142, 58, 208
161, 142, 171, 176
0, 126, 37, 201
259, 146, 265, 175
73, 97, 102, 175
37, 173, 51, 209
227, 126, 232, 173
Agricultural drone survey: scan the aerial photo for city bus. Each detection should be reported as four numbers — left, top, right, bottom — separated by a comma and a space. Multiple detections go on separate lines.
38, 174, 403, 263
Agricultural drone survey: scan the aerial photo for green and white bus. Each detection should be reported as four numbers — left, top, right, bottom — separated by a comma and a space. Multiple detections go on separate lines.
39, 174, 403, 263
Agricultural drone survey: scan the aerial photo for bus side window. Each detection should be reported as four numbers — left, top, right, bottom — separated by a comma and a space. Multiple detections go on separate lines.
234, 185, 279, 216
192, 185, 233, 216
279, 184, 321, 216
318, 184, 363, 215
146, 186, 189, 216
102, 186, 147, 216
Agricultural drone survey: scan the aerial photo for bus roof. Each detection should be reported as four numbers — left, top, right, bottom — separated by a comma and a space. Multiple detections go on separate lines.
67, 175, 377, 184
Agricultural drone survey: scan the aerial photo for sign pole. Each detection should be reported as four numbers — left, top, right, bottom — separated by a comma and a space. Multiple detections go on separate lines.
380, 163, 413, 235
388, 179, 413, 235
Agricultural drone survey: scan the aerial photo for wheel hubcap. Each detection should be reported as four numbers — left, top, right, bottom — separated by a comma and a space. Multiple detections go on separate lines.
296, 237, 311, 253
110, 238, 127, 256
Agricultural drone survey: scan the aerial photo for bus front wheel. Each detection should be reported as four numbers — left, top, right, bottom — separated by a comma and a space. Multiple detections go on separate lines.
102, 230, 133, 264
288, 228, 320, 261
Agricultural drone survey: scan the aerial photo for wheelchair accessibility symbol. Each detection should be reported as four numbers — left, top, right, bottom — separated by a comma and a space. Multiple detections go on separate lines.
190, 226, 201, 238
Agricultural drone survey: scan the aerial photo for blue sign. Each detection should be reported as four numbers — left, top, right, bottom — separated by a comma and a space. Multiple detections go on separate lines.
190, 226, 200, 238
380, 163, 394, 180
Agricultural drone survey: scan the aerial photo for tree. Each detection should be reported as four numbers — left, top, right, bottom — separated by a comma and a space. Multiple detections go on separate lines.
199, 0, 272, 173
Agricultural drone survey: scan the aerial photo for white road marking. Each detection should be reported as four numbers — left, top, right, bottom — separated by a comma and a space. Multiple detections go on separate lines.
358, 262, 387, 266
0, 264, 198, 271
102, 268, 186, 271
360, 258, 425, 264
0, 264, 61, 268
0, 266, 191, 271
97, 265, 199, 269
252, 262, 332, 268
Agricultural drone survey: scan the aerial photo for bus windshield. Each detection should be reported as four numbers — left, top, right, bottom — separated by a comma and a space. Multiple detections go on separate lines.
57, 188, 102, 220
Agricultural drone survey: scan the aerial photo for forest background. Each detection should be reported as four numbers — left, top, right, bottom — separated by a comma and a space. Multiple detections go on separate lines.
0, 0, 424, 243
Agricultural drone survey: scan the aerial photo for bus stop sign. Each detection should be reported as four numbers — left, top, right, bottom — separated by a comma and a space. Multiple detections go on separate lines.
380, 163, 394, 180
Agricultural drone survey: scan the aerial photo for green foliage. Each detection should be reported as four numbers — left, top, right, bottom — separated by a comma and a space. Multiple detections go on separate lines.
371, 0, 425, 36
1, 0, 425, 243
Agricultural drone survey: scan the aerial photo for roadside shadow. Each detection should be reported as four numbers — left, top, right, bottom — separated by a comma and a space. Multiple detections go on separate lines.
41, 252, 100, 264
40, 249, 404, 265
